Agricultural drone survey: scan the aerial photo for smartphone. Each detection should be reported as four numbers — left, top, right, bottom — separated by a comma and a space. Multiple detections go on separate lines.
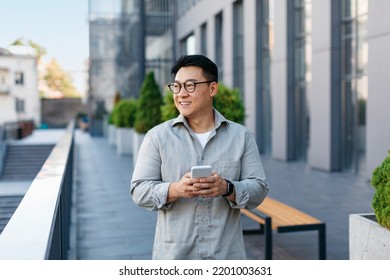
191, 165, 212, 178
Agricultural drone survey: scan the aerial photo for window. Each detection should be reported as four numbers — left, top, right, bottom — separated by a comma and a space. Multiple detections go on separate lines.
256, 0, 272, 154
15, 72, 24, 85
179, 33, 196, 55
340, 0, 368, 172
287, 0, 312, 161
215, 12, 223, 81
200, 22, 207, 56
233, 0, 244, 96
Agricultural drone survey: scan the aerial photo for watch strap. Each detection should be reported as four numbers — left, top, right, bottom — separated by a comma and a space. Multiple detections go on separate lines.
222, 179, 234, 196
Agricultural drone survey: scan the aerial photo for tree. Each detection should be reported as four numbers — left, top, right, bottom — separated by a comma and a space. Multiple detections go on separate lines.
134, 71, 163, 133
11, 37, 81, 98
11, 37, 46, 60
44, 58, 81, 98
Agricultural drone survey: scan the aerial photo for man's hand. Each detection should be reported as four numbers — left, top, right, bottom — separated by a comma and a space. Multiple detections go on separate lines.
168, 172, 235, 203
192, 172, 227, 197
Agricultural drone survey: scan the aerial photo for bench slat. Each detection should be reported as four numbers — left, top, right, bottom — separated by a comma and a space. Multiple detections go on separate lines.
241, 197, 322, 228
241, 196, 326, 260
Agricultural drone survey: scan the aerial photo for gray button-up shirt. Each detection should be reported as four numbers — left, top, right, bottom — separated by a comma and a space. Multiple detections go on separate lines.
131, 109, 269, 260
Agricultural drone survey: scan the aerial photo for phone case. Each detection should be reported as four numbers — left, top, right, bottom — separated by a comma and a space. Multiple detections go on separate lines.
191, 165, 212, 178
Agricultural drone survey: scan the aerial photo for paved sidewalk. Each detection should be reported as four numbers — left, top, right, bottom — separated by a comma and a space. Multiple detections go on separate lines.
72, 130, 375, 260
73, 130, 156, 260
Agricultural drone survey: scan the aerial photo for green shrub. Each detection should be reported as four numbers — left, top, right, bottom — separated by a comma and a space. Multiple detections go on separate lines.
134, 71, 163, 133
112, 98, 138, 128
371, 150, 390, 228
108, 110, 115, 125
160, 82, 245, 124
161, 88, 179, 121
213, 83, 245, 124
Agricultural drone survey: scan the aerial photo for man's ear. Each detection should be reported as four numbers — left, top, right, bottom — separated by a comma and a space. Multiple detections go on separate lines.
210, 82, 218, 97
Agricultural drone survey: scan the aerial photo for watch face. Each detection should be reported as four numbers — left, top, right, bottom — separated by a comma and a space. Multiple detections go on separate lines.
228, 182, 234, 193
223, 180, 234, 196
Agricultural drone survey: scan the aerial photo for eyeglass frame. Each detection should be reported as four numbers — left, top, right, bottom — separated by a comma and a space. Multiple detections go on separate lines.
167, 80, 214, 94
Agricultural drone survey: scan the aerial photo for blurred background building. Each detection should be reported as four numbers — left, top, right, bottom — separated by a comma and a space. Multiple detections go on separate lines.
89, 0, 390, 177
0, 46, 40, 127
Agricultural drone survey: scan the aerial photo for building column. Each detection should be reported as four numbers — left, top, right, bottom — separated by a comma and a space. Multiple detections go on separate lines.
308, 0, 333, 171
366, 0, 390, 174
271, 0, 288, 160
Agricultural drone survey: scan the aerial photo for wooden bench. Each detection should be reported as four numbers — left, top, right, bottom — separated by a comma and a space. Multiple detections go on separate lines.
241, 197, 326, 260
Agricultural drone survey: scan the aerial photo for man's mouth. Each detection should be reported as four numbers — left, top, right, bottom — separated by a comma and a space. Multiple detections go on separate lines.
179, 101, 192, 105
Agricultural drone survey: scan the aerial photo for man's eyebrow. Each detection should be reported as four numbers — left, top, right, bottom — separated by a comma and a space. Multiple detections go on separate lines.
174, 78, 198, 83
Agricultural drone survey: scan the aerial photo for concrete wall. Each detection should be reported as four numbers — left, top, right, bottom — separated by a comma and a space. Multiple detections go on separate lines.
271, 0, 288, 160
308, 0, 332, 170
366, 0, 390, 175
41, 98, 86, 128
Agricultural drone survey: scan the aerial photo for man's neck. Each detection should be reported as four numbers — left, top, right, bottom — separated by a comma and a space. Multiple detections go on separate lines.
187, 109, 215, 133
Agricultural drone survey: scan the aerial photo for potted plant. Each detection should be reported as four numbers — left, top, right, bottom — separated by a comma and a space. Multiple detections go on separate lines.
89, 100, 108, 137
76, 111, 89, 132
107, 91, 121, 146
161, 82, 245, 123
212, 82, 245, 124
113, 98, 137, 156
107, 108, 117, 146
349, 150, 390, 259
133, 71, 163, 164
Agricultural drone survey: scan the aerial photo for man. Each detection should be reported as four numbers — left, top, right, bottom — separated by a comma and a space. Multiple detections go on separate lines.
131, 54, 269, 260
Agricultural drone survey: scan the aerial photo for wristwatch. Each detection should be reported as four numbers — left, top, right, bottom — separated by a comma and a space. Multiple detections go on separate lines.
222, 179, 235, 196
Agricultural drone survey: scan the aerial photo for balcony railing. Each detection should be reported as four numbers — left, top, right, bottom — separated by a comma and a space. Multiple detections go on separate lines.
0, 120, 75, 259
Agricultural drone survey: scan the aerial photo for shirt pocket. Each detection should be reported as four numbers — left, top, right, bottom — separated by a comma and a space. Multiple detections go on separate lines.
215, 161, 241, 180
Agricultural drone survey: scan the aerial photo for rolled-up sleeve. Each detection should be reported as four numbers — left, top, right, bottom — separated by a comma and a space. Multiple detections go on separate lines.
228, 130, 269, 210
131, 131, 171, 210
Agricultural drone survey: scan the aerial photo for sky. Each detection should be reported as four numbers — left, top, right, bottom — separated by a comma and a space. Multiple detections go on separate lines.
0, 0, 89, 94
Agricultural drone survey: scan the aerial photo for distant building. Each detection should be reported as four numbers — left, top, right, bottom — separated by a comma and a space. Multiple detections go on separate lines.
88, 0, 174, 112
0, 45, 40, 127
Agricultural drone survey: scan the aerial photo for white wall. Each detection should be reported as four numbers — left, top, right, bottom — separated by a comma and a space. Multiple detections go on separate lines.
308, 0, 332, 171
366, 0, 390, 175
271, 0, 288, 160
243, 0, 258, 133
0, 50, 40, 126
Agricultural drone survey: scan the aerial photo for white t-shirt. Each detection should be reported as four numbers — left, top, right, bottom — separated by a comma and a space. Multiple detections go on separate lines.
195, 131, 211, 148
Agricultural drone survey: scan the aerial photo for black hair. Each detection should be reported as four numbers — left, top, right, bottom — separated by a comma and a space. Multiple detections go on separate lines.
171, 54, 218, 82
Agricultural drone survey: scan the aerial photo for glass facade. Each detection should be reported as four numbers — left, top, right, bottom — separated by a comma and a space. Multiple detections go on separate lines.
200, 22, 208, 56
89, 0, 175, 105
233, 0, 244, 96
256, 0, 272, 154
215, 12, 224, 81
287, 0, 312, 161
340, 0, 368, 172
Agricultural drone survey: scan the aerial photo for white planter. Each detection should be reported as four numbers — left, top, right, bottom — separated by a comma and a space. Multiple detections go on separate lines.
116, 128, 134, 155
133, 132, 145, 167
349, 213, 390, 259
108, 125, 116, 146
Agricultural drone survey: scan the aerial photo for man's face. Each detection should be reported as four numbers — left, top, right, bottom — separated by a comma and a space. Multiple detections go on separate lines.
173, 66, 217, 119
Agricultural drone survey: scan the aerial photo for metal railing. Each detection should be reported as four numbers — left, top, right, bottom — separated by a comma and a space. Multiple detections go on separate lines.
0, 120, 75, 259
0, 126, 6, 177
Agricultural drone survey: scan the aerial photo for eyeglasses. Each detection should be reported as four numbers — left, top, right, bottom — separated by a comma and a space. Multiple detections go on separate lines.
167, 80, 213, 94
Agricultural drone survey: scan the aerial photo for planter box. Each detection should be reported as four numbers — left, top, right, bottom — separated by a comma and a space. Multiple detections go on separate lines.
108, 125, 116, 146
116, 128, 134, 156
133, 132, 145, 167
349, 213, 390, 259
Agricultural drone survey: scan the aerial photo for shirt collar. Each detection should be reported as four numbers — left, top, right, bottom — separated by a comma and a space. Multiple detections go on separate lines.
172, 108, 229, 131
